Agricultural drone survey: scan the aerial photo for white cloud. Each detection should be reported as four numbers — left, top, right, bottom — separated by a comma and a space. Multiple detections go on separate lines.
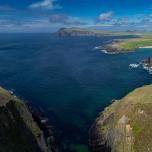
98, 11, 113, 22
29, 0, 61, 10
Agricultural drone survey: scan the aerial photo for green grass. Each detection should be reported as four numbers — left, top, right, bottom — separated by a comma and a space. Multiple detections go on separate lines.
133, 124, 142, 136
118, 39, 152, 50
14, 100, 25, 109
69, 144, 90, 152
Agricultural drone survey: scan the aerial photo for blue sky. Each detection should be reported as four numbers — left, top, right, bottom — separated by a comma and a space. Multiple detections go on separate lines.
0, 0, 152, 32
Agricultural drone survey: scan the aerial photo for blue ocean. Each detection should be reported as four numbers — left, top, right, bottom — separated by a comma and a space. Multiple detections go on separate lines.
0, 34, 152, 152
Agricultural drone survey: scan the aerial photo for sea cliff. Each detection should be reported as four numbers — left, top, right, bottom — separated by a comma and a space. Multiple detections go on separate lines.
57, 28, 134, 37
89, 85, 152, 152
0, 87, 55, 152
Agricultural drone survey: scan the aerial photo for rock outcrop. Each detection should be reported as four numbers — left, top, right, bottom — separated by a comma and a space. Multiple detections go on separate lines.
57, 28, 133, 37
0, 87, 51, 152
89, 85, 152, 152
58, 28, 102, 37
103, 43, 130, 54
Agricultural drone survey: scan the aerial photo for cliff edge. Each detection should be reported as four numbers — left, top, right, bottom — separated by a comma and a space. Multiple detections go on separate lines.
89, 85, 152, 152
0, 87, 50, 152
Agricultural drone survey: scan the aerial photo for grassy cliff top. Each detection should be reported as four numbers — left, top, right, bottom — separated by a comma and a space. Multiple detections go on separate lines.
115, 38, 152, 51
96, 85, 152, 152
106, 32, 152, 51
0, 87, 19, 105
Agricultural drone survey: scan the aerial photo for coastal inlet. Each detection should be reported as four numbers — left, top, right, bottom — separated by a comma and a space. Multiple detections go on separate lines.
0, 34, 152, 152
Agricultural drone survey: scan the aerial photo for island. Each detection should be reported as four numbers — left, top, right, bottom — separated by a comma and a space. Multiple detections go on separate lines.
0, 87, 58, 152
89, 85, 152, 152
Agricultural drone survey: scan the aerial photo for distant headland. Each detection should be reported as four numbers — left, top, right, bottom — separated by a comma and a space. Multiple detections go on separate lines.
58, 27, 152, 53
57, 27, 135, 37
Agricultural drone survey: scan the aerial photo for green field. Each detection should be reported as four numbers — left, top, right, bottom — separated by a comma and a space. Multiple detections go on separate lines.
118, 38, 152, 50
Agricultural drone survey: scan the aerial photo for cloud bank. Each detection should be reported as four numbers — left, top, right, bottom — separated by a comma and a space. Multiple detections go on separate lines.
29, 0, 61, 10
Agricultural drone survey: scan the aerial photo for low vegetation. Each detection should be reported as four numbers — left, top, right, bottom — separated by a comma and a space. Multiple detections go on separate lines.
118, 38, 152, 50
90, 85, 152, 152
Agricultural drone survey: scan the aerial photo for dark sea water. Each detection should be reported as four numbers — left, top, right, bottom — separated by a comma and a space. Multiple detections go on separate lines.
0, 33, 152, 152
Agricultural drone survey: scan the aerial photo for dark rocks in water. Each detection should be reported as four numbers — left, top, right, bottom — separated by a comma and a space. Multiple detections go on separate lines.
142, 57, 152, 74
142, 57, 152, 67
28, 106, 61, 152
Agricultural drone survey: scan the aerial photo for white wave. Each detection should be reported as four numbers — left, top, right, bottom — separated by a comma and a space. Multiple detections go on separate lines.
100, 49, 117, 54
129, 64, 140, 69
93, 46, 101, 50
143, 65, 152, 74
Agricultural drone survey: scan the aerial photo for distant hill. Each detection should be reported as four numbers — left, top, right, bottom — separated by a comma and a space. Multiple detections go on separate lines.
57, 27, 134, 37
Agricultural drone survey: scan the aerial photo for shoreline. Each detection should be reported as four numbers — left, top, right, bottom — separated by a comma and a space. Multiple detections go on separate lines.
138, 46, 152, 48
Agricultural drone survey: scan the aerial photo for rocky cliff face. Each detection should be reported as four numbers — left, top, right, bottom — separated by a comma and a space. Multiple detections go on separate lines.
0, 87, 50, 152
58, 28, 99, 37
89, 85, 152, 152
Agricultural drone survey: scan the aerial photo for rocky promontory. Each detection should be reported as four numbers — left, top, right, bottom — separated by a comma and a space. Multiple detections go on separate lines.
0, 87, 58, 152
57, 28, 133, 37
58, 28, 99, 37
89, 85, 152, 152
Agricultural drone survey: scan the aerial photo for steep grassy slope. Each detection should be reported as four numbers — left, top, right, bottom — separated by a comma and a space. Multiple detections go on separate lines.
0, 87, 48, 152
90, 85, 152, 152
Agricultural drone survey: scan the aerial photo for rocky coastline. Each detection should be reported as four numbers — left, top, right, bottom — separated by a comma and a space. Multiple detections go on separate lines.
142, 57, 152, 74
57, 28, 140, 54
89, 85, 152, 152
0, 87, 60, 152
